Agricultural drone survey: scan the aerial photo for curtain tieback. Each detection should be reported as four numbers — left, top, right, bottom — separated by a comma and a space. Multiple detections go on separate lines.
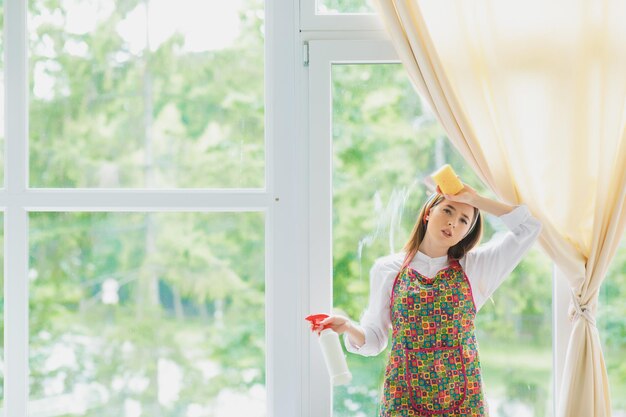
570, 289, 596, 327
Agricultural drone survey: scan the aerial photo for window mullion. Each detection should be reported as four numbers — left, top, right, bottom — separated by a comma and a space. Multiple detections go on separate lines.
0, 190, 272, 211
4, 0, 29, 414
5, 0, 28, 194
4, 208, 29, 416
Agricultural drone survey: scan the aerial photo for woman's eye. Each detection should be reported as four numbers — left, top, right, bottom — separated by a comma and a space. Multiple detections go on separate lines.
443, 208, 451, 214
461, 219, 468, 224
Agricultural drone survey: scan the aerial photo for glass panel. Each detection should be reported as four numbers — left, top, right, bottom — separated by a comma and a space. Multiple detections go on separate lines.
29, 212, 265, 416
599, 234, 626, 417
476, 248, 553, 416
330, 63, 552, 416
317, 0, 375, 14
29, 0, 265, 188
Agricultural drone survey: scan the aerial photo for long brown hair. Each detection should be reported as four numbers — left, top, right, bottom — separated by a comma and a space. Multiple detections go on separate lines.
402, 193, 483, 265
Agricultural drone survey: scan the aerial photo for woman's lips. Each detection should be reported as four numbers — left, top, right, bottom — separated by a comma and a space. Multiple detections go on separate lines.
441, 229, 452, 238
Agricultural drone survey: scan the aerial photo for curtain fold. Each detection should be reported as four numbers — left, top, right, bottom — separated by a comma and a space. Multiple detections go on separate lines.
373, 1, 626, 416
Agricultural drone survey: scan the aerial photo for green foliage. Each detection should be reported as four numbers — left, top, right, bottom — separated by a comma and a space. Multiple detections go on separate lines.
27, 212, 264, 415
29, 0, 264, 188
598, 242, 626, 410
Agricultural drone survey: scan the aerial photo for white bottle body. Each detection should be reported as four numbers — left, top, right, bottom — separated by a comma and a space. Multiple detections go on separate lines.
318, 328, 352, 385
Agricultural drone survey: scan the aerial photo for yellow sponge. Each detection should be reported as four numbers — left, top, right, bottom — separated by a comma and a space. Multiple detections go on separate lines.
431, 164, 464, 195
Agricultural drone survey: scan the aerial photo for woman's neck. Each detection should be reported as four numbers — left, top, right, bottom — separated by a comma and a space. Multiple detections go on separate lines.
418, 236, 448, 258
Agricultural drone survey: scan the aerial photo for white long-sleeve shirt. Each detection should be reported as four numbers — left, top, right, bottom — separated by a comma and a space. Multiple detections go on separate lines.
344, 204, 542, 357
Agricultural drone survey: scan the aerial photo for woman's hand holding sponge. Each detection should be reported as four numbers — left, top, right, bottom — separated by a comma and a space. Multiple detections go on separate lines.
431, 164, 464, 195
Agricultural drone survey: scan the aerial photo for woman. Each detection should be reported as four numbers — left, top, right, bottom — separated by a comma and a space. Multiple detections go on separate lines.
315, 184, 542, 416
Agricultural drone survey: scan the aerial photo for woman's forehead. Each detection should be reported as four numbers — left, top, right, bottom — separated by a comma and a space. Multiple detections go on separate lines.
438, 199, 475, 217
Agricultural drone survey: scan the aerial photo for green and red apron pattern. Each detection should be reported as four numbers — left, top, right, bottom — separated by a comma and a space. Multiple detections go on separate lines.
379, 260, 487, 416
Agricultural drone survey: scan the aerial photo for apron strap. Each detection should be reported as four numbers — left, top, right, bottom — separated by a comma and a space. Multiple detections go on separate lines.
389, 251, 414, 313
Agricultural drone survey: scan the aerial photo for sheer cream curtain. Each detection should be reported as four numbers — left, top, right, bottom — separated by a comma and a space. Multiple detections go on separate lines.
372, 1, 626, 416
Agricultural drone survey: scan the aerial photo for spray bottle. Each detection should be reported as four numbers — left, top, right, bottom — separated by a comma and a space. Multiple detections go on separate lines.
305, 314, 352, 385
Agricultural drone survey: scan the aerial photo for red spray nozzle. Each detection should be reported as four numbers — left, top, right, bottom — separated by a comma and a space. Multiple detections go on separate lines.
305, 314, 329, 332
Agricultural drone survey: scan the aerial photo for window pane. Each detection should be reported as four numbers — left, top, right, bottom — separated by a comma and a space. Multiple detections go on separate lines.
330, 63, 552, 416
475, 248, 553, 416
29, 212, 265, 416
318, 0, 375, 14
599, 235, 626, 417
29, 0, 264, 188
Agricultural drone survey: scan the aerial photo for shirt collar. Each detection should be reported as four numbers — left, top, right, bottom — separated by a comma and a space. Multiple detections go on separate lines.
415, 250, 449, 264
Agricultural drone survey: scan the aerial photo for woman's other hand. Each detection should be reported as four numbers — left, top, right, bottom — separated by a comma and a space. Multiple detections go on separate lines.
314, 315, 352, 335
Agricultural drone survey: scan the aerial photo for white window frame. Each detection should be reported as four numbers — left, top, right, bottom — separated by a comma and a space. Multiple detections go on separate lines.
306, 39, 399, 417
3, 1, 306, 417
302, 36, 573, 417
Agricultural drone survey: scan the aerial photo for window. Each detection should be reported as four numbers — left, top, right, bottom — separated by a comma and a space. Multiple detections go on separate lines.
28, 212, 265, 415
29, 0, 264, 188
3, 0, 623, 416
3, 0, 283, 415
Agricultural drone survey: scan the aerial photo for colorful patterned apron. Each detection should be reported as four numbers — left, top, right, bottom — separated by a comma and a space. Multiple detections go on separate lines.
379, 260, 487, 417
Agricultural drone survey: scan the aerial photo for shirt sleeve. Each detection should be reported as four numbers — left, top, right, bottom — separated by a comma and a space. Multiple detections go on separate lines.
460, 204, 543, 311
343, 254, 401, 357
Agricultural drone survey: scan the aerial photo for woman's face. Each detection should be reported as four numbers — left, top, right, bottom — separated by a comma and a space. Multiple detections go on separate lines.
425, 198, 476, 247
